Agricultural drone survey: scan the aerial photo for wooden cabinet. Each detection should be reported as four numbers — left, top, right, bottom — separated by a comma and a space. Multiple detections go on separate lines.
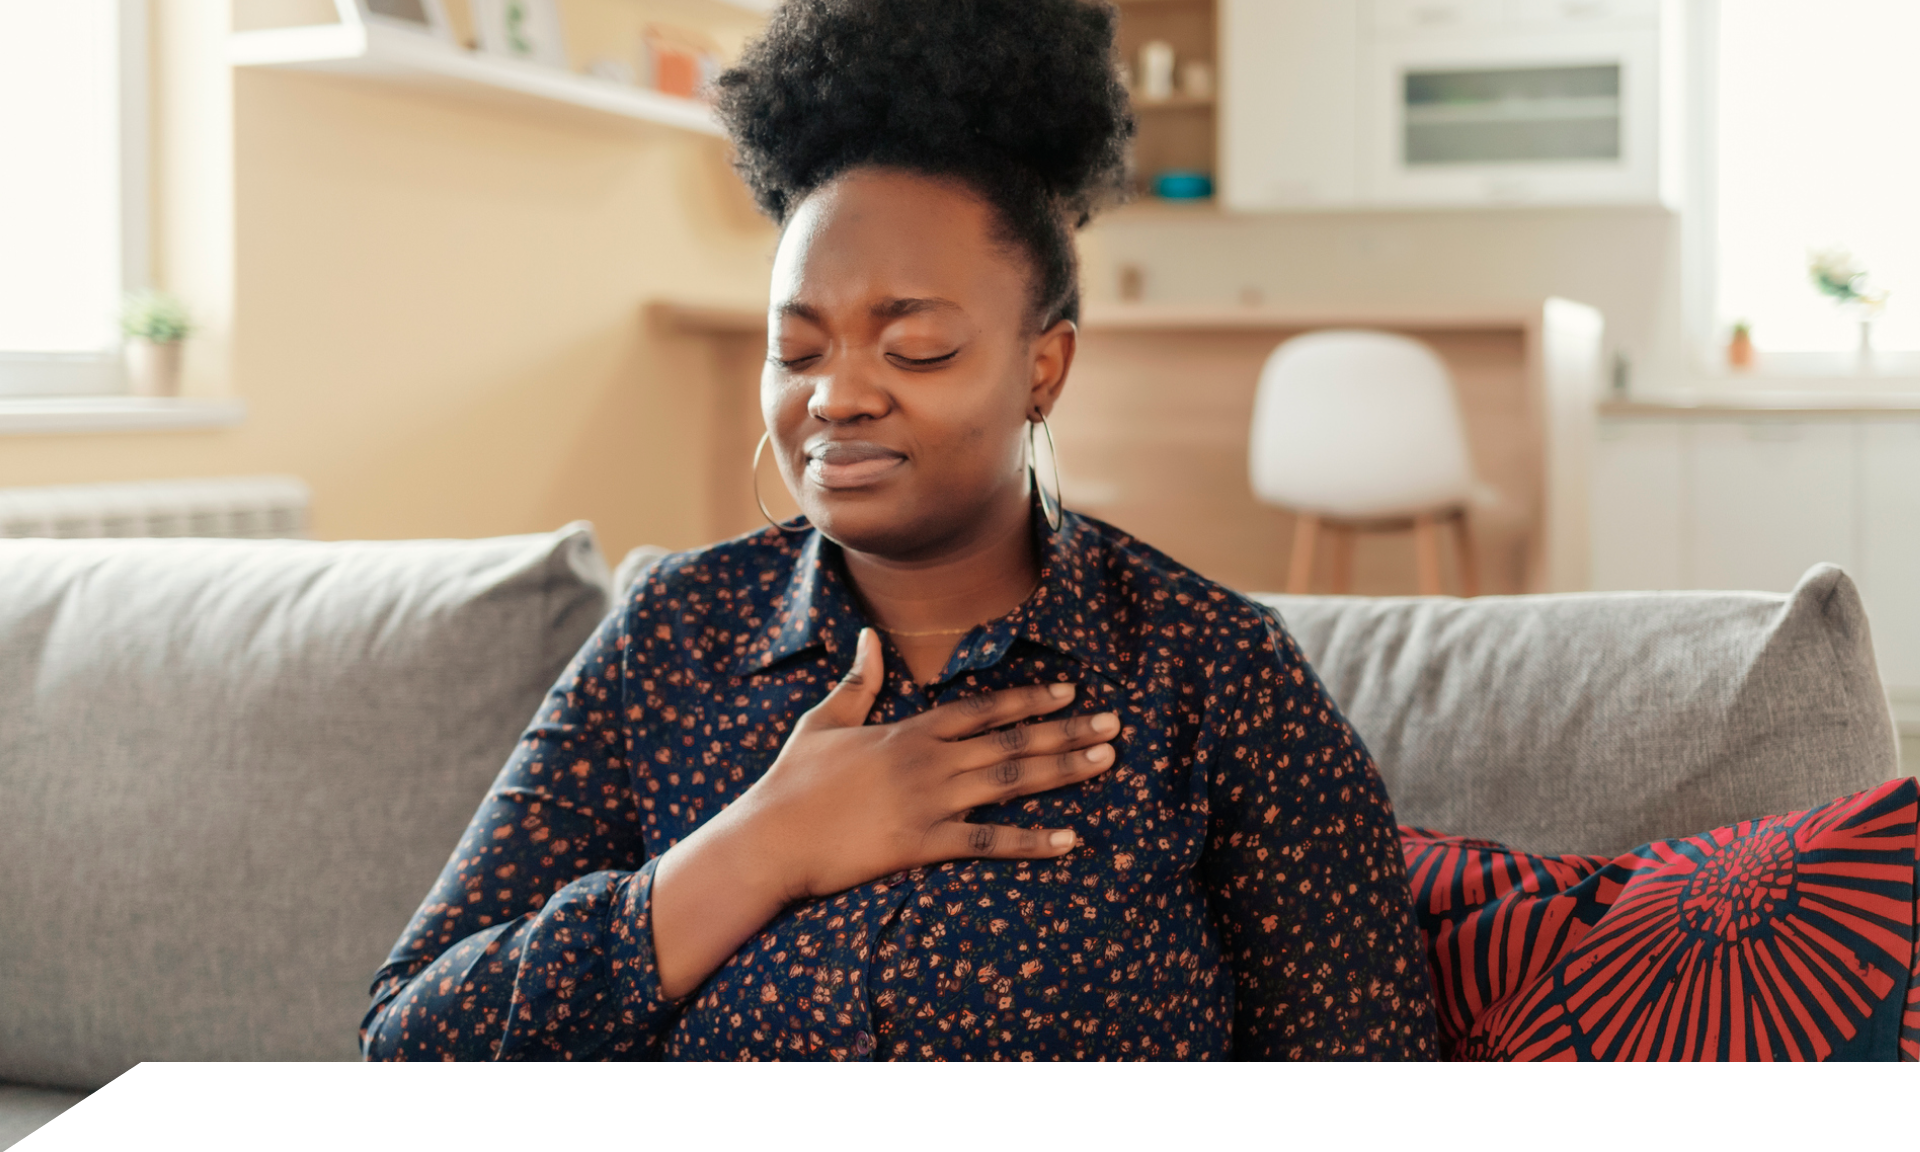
1593, 413, 1920, 696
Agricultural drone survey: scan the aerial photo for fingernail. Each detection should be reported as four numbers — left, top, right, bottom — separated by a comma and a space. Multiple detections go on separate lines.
1048, 830, 1076, 850
1049, 682, 1073, 699
1085, 745, 1111, 763
1093, 713, 1119, 735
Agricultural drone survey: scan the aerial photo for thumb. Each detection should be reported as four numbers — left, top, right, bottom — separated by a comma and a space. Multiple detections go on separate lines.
814, 627, 883, 727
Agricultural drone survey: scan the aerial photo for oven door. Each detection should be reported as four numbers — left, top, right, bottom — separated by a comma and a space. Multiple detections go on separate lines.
1362, 28, 1663, 206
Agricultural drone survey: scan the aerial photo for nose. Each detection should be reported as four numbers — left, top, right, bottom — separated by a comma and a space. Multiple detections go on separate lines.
807, 355, 892, 425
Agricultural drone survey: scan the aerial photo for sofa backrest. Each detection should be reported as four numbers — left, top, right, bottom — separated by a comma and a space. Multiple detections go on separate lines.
1256, 564, 1903, 857
0, 527, 611, 1089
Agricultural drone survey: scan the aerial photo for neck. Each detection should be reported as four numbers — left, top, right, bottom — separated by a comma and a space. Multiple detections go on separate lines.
841, 487, 1040, 682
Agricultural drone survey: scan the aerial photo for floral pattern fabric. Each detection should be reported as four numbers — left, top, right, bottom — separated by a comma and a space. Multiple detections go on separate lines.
361, 509, 1438, 1060
1401, 777, 1920, 1061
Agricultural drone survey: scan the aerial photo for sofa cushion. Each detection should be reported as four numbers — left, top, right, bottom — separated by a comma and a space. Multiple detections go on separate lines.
1256, 564, 1900, 857
0, 526, 611, 1090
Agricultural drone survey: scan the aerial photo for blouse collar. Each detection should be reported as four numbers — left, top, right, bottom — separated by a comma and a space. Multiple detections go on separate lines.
730, 502, 1123, 686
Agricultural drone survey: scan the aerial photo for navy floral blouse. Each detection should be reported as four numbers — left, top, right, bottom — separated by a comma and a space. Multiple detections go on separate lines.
362, 509, 1438, 1060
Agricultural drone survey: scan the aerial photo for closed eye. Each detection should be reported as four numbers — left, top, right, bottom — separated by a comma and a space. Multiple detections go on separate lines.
771, 353, 820, 369
888, 350, 959, 368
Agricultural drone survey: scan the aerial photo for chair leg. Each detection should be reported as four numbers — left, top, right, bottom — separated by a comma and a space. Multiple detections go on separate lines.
1329, 525, 1356, 594
1287, 513, 1319, 595
1412, 514, 1443, 596
1450, 508, 1479, 598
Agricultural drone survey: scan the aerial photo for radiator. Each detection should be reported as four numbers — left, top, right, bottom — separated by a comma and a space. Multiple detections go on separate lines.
0, 476, 312, 539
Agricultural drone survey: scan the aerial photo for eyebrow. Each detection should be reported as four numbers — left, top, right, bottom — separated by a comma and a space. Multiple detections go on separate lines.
773, 297, 962, 324
872, 296, 962, 319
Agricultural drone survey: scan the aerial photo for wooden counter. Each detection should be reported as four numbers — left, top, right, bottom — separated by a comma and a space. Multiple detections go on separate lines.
651, 298, 1603, 595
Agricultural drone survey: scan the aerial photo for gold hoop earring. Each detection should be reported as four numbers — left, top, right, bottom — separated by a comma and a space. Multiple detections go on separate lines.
1029, 412, 1064, 533
753, 431, 809, 534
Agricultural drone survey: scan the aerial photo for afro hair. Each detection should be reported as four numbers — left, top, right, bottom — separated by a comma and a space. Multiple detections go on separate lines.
712, 0, 1135, 328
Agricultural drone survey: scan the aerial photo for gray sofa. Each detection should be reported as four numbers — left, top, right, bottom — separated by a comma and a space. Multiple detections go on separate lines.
0, 528, 1901, 1138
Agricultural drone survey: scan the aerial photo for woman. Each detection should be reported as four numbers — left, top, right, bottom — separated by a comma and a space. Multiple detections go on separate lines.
363, 0, 1437, 1061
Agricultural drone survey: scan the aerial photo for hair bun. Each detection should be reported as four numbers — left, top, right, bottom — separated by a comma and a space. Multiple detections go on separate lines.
714, 0, 1135, 224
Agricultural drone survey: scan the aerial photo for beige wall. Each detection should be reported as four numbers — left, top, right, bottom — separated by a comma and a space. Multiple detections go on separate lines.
1080, 205, 1683, 396
1, 4, 778, 562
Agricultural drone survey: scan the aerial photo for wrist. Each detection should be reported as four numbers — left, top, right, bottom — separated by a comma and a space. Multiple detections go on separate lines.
703, 789, 809, 908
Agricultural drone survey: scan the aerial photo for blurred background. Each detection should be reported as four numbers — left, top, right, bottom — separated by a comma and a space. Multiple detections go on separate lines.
3, 0, 1919, 721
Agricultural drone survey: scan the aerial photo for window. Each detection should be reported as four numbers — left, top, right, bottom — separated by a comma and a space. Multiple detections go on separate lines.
1714, 0, 1920, 365
0, 1, 146, 396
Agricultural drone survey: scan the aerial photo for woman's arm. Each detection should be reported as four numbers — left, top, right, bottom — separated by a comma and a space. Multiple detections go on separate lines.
1198, 606, 1439, 1059
361, 604, 669, 1059
365, 607, 1121, 1057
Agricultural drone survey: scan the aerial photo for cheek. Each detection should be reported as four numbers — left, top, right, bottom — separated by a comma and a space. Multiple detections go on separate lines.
920, 404, 1023, 484
760, 372, 811, 430
914, 366, 1030, 473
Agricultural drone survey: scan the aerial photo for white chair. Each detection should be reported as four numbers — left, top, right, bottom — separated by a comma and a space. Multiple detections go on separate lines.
1249, 329, 1480, 596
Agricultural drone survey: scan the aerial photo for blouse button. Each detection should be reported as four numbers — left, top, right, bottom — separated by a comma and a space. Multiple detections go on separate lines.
851, 1030, 875, 1057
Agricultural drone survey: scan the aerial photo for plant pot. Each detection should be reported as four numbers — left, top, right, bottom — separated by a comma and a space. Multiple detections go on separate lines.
126, 338, 184, 397
1727, 329, 1754, 370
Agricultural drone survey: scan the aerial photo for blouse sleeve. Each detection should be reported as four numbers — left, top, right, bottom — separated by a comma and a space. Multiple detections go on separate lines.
1197, 605, 1439, 1059
360, 599, 682, 1060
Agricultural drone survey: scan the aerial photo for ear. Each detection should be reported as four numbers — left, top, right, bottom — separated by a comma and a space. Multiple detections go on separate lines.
1027, 318, 1077, 420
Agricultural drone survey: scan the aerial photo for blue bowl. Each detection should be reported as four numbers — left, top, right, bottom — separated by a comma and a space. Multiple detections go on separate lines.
1152, 170, 1214, 200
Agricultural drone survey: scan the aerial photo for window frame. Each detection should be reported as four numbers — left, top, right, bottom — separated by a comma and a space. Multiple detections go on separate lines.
1684, 0, 1920, 382
0, 0, 150, 398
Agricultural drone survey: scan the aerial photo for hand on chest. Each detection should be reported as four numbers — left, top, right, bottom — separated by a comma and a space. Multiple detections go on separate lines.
632, 645, 1205, 870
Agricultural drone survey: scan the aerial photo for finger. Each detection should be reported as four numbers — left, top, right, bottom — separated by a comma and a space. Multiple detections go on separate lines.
952, 742, 1116, 809
806, 627, 884, 728
928, 819, 1079, 863
920, 681, 1075, 740
953, 709, 1120, 770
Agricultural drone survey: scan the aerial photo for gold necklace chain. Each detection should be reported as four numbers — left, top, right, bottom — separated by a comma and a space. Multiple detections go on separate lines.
870, 579, 1042, 639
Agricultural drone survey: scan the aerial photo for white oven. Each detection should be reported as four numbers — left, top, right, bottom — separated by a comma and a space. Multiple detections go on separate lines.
1361, 0, 1677, 206
1221, 0, 1682, 212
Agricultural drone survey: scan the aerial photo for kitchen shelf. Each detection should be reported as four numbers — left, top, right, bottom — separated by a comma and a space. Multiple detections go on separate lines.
1104, 197, 1221, 221
228, 20, 723, 137
1131, 94, 1216, 111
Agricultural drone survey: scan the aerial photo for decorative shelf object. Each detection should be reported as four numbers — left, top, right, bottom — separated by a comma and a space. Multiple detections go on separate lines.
229, 19, 724, 137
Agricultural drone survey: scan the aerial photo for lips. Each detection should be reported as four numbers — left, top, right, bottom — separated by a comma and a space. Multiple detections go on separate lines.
805, 439, 907, 489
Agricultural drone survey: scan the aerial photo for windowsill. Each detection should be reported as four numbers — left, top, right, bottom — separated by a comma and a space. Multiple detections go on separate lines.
1691, 350, 1920, 384
0, 396, 246, 435
1608, 362, 1920, 415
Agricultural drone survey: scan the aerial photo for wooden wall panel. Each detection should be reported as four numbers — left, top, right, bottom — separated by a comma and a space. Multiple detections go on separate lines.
657, 304, 1552, 597
1051, 325, 1534, 595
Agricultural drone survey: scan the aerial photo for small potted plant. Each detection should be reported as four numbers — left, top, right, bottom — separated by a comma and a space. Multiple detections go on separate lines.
121, 290, 193, 397
1727, 320, 1754, 370
1808, 247, 1889, 363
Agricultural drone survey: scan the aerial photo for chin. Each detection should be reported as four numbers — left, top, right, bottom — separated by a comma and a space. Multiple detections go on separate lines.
803, 488, 948, 558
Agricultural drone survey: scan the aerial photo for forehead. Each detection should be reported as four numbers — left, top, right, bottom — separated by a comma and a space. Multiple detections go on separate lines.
770, 169, 1029, 321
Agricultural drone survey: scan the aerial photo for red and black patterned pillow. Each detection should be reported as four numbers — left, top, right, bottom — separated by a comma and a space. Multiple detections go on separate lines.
1400, 777, 1920, 1061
